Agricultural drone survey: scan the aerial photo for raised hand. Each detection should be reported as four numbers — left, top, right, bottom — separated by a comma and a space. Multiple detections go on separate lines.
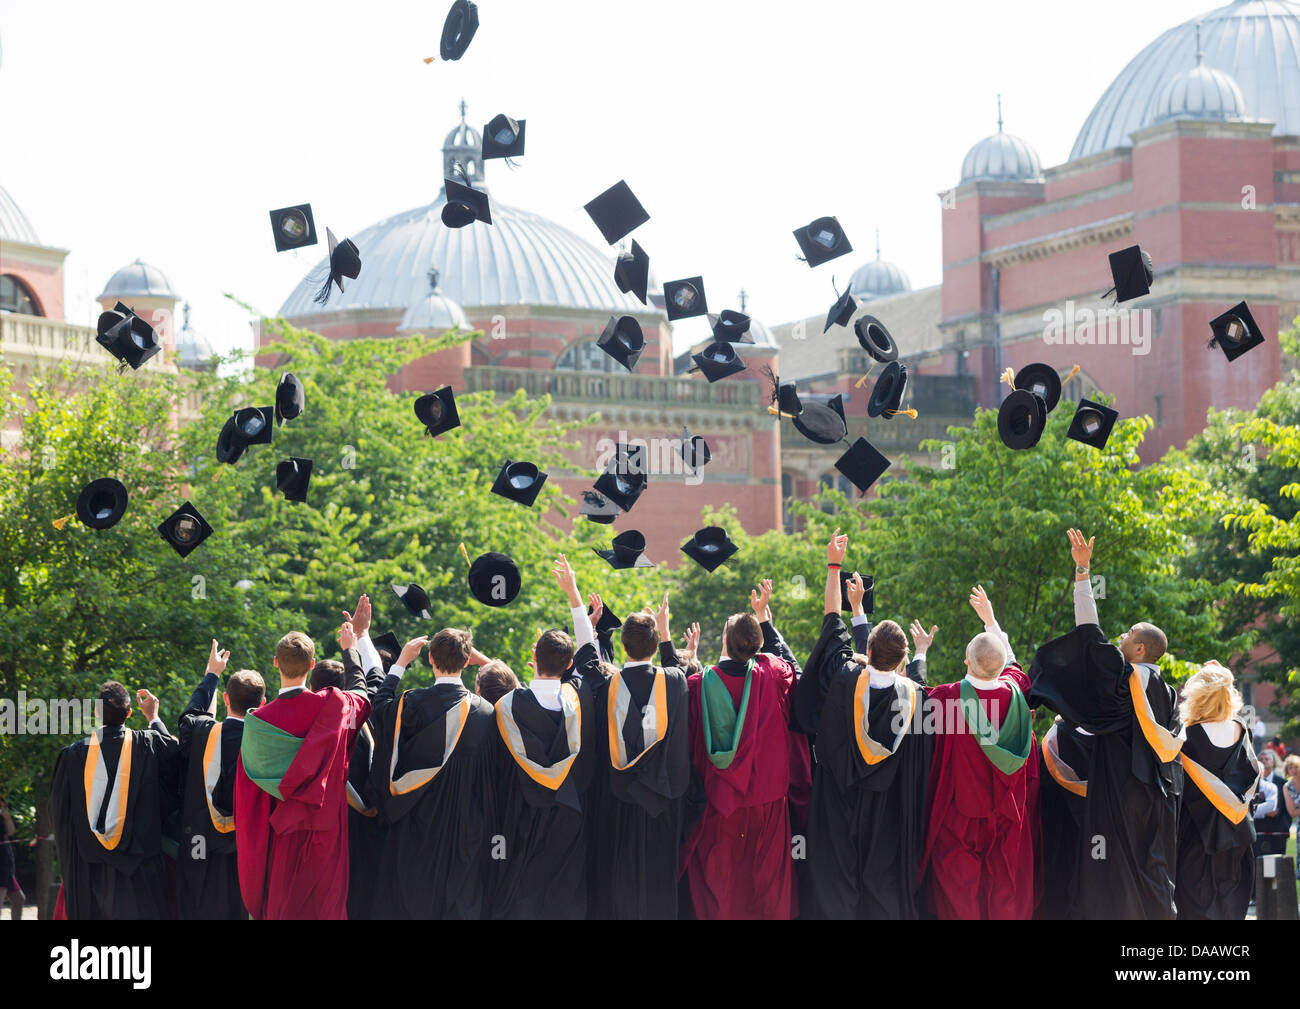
846, 572, 866, 614
587, 592, 603, 626
654, 592, 671, 640
206, 638, 231, 677
909, 620, 938, 654
338, 620, 358, 652
398, 635, 429, 669
137, 689, 158, 723
467, 646, 490, 667
827, 527, 848, 565
682, 622, 701, 660
969, 585, 995, 626
1067, 528, 1094, 569
342, 594, 372, 637
749, 578, 773, 623
552, 554, 581, 607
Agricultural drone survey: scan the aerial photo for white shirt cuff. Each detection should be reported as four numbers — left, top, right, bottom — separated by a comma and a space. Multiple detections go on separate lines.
913, 652, 926, 664
355, 633, 381, 673
571, 605, 595, 651
389, 663, 406, 681
850, 614, 870, 627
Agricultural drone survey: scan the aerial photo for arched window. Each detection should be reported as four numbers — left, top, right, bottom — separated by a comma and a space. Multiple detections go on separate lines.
0, 275, 41, 316
556, 340, 621, 373
1060, 367, 1101, 404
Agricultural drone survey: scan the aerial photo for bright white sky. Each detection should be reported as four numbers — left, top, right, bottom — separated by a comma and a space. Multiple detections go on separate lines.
3, 0, 1208, 357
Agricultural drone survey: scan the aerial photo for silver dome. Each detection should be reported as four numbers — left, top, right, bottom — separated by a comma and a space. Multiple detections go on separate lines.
0, 184, 40, 245
98, 259, 178, 301
1148, 62, 1247, 124
398, 288, 470, 333
176, 330, 216, 370
848, 256, 912, 301
1072, 1, 1300, 160
960, 130, 1044, 183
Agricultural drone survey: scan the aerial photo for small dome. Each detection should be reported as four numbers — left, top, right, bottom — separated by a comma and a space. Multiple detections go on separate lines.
398, 279, 470, 334
1147, 62, 1246, 125
0, 184, 40, 245
98, 259, 178, 301
960, 130, 1043, 183
176, 331, 216, 370
747, 317, 776, 348
848, 237, 912, 301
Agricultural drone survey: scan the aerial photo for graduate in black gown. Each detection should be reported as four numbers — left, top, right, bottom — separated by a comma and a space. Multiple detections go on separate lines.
796, 531, 932, 919
1027, 529, 1183, 920
366, 624, 500, 919
1036, 715, 1092, 919
176, 640, 264, 919
50, 681, 179, 919
1174, 661, 1259, 920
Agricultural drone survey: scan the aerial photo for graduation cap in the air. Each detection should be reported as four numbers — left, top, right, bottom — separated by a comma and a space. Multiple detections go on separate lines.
275, 373, 304, 425
96, 302, 161, 370
1012, 363, 1062, 413
1066, 398, 1119, 450
491, 460, 548, 507
1106, 245, 1153, 303
679, 426, 711, 473
580, 489, 620, 524
371, 631, 401, 669
664, 277, 708, 321
597, 315, 645, 371
595, 530, 655, 569
691, 340, 745, 383
215, 415, 246, 466
834, 437, 891, 494
1208, 301, 1266, 363
76, 478, 128, 530
763, 367, 803, 419
855, 315, 898, 363
158, 501, 212, 558
392, 582, 433, 620
482, 114, 525, 160
793, 216, 852, 268
276, 457, 313, 503
593, 467, 648, 513
614, 240, 650, 305
269, 204, 316, 252
590, 603, 622, 635
313, 228, 361, 306
439, 0, 479, 60
710, 310, 752, 343
825, 287, 858, 333
468, 552, 521, 607
867, 362, 908, 418
231, 406, 274, 447
414, 387, 461, 438
998, 388, 1048, 450
681, 526, 738, 573
793, 394, 848, 446
584, 180, 649, 246
839, 570, 876, 615
442, 176, 492, 228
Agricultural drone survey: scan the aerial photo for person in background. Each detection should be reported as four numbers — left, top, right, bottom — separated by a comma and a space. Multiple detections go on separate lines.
475, 660, 519, 706
1254, 749, 1291, 857
0, 796, 23, 919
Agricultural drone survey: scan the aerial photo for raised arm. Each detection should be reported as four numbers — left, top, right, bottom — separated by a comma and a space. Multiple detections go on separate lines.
179, 639, 227, 751
907, 621, 936, 686
374, 635, 428, 722
1068, 529, 1100, 628
970, 584, 1015, 666
845, 571, 872, 653
752, 578, 802, 678
825, 529, 847, 615
588, 593, 615, 663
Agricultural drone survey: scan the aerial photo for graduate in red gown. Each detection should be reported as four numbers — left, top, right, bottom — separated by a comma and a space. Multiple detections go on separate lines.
679, 578, 809, 920
235, 604, 372, 920
918, 585, 1039, 919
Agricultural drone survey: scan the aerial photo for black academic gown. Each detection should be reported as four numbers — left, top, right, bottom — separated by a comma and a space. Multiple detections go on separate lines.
488, 661, 596, 920
800, 613, 931, 920
50, 720, 179, 920
1028, 623, 1184, 920
1036, 719, 1093, 920
582, 640, 690, 920
367, 673, 498, 919
1176, 721, 1258, 921
176, 673, 245, 919
342, 646, 387, 920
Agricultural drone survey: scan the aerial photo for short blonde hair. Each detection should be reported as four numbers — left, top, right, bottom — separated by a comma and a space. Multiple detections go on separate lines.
1284, 754, 1300, 779
966, 631, 1007, 680
275, 631, 316, 679
1179, 661, 1241, 726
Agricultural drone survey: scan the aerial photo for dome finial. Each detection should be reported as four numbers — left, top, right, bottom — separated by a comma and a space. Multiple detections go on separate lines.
428, 267, 440, 292
738, 288, 748, 313
459, 97, 468, 121
875, 229, 881, 260
997, 93, 1003, 132
1195, 21, 1203, 65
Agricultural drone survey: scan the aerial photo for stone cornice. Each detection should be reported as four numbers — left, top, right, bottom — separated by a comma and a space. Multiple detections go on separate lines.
983, 181, 1133, 233
0, 239, 70, 267
1131, 118, 1277, 149
983, 214, 1133, 268
1043, 147, 1133, 184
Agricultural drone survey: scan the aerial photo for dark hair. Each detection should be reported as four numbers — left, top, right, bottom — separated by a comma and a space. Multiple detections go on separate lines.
429, 628, 473, 675
475, 660, 519, 705
724, 614, 762, 664
621, 613, 659, 662
309, 659, 345, 691
98, 681, 130, 727
226, 670, 265, 716
866, 620, 908, 672
534, 629, 574, 678
376, 646, 398, 673
1130, 622, 1168, 662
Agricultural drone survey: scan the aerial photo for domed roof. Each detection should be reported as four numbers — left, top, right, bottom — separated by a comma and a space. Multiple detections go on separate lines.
747, 317, 776, 348
1148, 61, 1246, 125
98, 259, 178, 301
960, 99, 1044, 183
848, 236, 912, 301
1071, 1, 1300, 160
398, 274, 471, 333
176, 330, 216, 370
0, 184, 40, 245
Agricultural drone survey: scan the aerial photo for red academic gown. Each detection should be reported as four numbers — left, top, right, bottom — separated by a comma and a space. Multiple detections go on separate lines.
681, 652, 808, 920
920, 665, 1040, 920
234, 685, 370, 920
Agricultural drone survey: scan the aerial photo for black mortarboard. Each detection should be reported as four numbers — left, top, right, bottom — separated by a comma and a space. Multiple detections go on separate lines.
834, 437, 891, 494
440, 0, 479, 60
215, 415, 245, 466
269, 204, 316, 252
710, 310, 752, 343
867, 361, 907, 418
314, 228, 361, 306
825, 287, 859, 333
414, 387, 461, 438
1208, 301, 1266, 363
584, 180, 649, 246
855, 315, 898, 363
482, 114, 525, 160
597, 315, 645, 371
681, 527, 738, 573
275, 372, 305, 425
591, 603, 622, 635
614, 240, 650, 305
392, 582, 432, 620
276, 457, 313, 503
664, 277, 707, 321
610, 441, 648, 477
998, 389, 1048, 450
468, 552, 521, 607
95, 302, 160, 370
158, 501, 212, 558
1066, 398, 1119, 450
442, 177, 492, 228
768, 372, 802, 417
793, 216, 853, 268
1013, 363, 1062, 413
679, 426, 711, 472
371, 631, 401, 669
793, 394, 848, 445
491, 460, 548, 507
595, 529, 654, 569
593, 468, 648, 513
1107, 245, 1153, 303
839, 570, 876, 615
691, 340, 745, 382
232, 406, 274, 447
76, 478, 128, 530
580, 489, 620, 524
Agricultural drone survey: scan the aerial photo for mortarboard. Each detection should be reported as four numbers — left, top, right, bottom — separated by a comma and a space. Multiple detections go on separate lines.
95, 302, 160, 370
1066, 398, 1119, 450
392, 582, 433, 620
371, 631, 401, 671
468, 552, 521, 607
664, 277, 707, 321
414, 387, 461, 438
998, 388, 1048, 450
825, 287, 859, 333
1013, 363, 1062, 413
595, 529, 655, 569
158, 501, 212, 558
442, 177, 492, 228
584, 180, 649, 246
614, 240, 650, 305
839, 570, 876, 615
215, 415, 246, 466
834, 437, 891, 494
793, 394, 848, 445
276, 457, 313, 503
597, 315, 645, 371
867, 362, 908, 419
710, 310, 752, 343
440, 0, 479, 60
482, 114, 525, 160
275, 372, 305, 425
855, 315, 898, 363
1208, 301, 1266, 363
76, 478, 128, 530
681, 527, 738, 573
591, 603, 622, 635
490, 460, 548, 507
793, 216, 853, 268
580, 489, 620, 524
231, 406, 274, 447
314, 228, 361, 306
679, 426, 711, 472
1107, 245, 1153, 303
593, 468, 647, 513
691, 340, 745, 382
269, 204, 316, 252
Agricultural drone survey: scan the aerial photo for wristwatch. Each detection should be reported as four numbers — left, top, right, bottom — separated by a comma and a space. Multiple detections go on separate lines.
1075, 565, 1089, 575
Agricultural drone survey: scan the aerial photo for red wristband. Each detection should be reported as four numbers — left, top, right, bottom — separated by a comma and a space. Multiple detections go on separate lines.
828, 563, 841, 569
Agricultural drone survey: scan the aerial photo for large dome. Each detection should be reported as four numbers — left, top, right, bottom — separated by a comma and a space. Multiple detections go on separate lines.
98, 259, 178, 301
1071, 0, 1300, 160
0, 184, 40, 245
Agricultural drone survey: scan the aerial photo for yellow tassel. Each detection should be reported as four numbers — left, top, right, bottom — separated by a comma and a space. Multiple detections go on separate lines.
51, 515, 72, 531
423, 55, 436, 63
1000, 367, 1016, 387
211, 467, 226, 483
766, 406, 799, 420
458, 542, 470, 566
1065, 363, 1081, 382
854, 362, 877, 389
885, 407, 919, 419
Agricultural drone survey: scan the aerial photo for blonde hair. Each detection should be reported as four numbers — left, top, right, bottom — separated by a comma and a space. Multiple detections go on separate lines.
1179, 661, 1242, 726
1284, 754, 1300, 779
966, 631, 1007, 680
